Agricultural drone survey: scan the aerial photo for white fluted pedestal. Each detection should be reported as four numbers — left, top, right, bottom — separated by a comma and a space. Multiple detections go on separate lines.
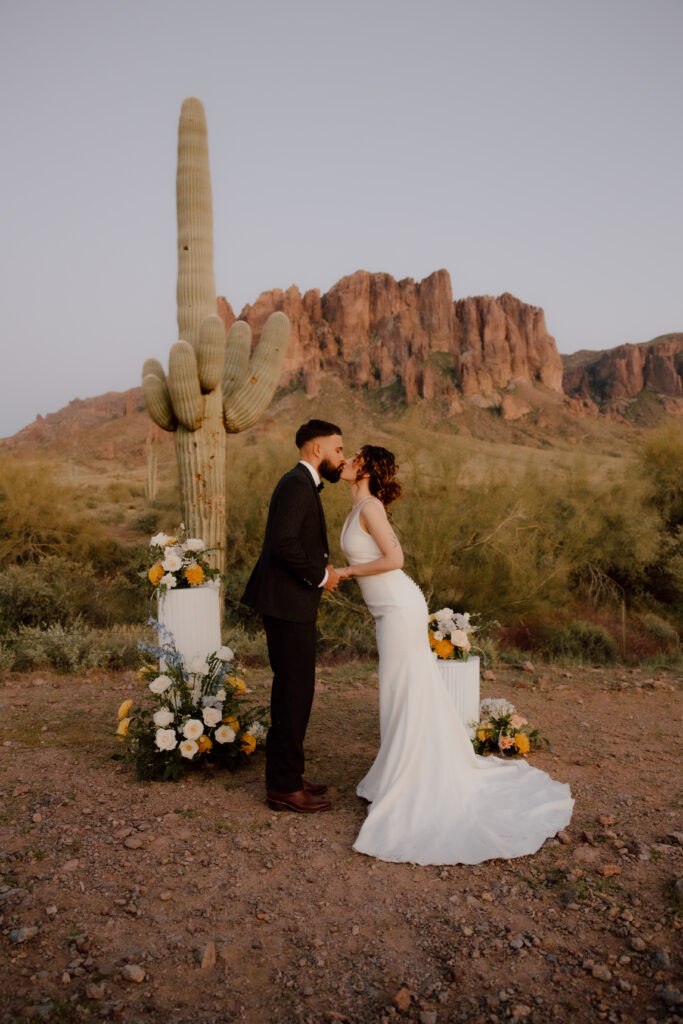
158, 586, 221, 669
437, 656, 480, 728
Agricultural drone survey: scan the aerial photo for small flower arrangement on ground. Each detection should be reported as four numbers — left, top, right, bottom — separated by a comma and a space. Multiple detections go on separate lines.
428, 607, 481, 661
470, 697, 549, 757
115, 621, 268, 781
142, 525, 221, 594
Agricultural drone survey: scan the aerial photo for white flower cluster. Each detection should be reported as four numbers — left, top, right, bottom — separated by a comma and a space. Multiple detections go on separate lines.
480, 697, 515, 718
430, 608, 475, 650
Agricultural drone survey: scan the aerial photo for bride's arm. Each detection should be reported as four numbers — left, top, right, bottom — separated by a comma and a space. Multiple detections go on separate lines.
338, 500, 404, 578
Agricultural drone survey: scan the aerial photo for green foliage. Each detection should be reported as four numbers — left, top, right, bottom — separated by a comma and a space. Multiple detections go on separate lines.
541, 621, 617, 664
639, 612, 680, 649
8, 622, 144, 673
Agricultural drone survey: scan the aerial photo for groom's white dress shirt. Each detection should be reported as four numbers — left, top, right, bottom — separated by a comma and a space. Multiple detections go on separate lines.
299, 460, 328, 588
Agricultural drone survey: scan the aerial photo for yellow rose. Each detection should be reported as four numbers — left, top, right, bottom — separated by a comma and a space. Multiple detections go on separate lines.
228, 676, 247, 693
148, 563, 164, 586
184, 565, 204, 586
476, 727, 493, 742
116, 717, 130, 737
117, 699, 132, 720
223, 715, 240, 732
514, 733, 530, 754
241, 734, 256, 755
197, 734, 213, 753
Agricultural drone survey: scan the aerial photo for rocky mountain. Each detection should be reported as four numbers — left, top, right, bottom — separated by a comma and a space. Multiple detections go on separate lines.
218, 269, 563, 419
563, 334, 683, 413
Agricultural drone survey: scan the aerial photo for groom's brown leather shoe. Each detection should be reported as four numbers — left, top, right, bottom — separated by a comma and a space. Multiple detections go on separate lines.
302, 777, 328, 795
267, 788, 331, 813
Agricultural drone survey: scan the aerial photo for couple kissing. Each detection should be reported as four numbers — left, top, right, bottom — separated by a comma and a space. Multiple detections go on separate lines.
243, 420, 573, 866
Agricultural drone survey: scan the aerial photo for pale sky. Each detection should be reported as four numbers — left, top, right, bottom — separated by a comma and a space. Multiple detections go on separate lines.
1, 0, 681, 438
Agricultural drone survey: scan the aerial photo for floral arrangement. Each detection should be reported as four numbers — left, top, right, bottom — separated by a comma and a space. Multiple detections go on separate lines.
470, 697, 548, 757
142, 525, 221, 594
428, 607, 480, 661
115, 621, 268, 781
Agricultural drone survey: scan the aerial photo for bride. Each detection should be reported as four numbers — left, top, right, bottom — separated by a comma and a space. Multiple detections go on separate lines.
337, 445, 573, 865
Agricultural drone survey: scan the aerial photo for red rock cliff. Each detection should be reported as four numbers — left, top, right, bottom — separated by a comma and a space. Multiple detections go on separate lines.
218, 269, 563, 403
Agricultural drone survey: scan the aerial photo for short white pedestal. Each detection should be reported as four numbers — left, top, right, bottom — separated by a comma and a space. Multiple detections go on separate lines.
157, 586, 221, 670
437, 656, 480, 728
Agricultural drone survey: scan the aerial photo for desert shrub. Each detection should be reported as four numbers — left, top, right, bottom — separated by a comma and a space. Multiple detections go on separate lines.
639, 612, 680, 649
220, 623, 270, 667
541, 621, 617, 664
0, 643, 15, 671
8, 622, 145, 672
639, 421, 683, 532
0, 457, 115, 566
0, 557, 147, 630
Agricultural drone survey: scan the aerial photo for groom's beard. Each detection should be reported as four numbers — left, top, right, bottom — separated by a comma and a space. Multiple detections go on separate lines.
319, 459, 343, 484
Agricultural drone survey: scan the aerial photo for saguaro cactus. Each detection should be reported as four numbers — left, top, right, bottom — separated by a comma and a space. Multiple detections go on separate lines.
142, 97, 289, 578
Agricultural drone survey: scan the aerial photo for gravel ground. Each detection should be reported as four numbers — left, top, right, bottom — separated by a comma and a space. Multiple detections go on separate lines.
0, 660, 681, 1024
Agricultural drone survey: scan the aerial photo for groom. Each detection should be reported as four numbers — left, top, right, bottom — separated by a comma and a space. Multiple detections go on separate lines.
242, 420, 345, 812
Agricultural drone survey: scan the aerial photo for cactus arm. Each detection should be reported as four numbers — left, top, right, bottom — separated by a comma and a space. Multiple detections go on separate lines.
168, 341, 202, 430
142, 358, 167, 384
222, 320, 252, 401
142, 373, 177, 431
197, 314, 225, 392
223, 311, 290, 433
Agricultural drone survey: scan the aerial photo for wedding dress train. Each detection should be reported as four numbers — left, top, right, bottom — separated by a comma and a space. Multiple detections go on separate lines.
341, 498, 574, 865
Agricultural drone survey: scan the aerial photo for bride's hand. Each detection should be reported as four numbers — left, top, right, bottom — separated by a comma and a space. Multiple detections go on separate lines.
337, 566, 354, 580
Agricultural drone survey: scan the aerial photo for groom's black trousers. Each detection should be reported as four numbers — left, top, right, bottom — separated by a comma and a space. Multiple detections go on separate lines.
262, 614, 317, 793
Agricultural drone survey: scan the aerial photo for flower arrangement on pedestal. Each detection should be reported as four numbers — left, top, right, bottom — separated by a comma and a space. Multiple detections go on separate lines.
115, 622, 268, 781
142, 526, 221, 594
428, 607, 481, 661
470, 698, 548, 758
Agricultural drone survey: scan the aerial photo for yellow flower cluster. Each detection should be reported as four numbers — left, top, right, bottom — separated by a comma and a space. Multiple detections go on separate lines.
184, 565, 204, 586
241, 734, 256, 755
514, 733, 530, 754
148, 563, 164, 585
223, 714, 240, 732
433, 637, 454, 659
227, 676, 247, 693
198, 734, 213, 753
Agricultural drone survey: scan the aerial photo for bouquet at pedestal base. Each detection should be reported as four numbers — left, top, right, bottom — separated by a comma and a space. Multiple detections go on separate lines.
115, 620, 268, 781
470, 698, 549, 758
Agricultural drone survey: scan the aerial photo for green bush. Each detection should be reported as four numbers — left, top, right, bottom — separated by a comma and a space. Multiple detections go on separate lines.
541, 621, 617, 664
7, 622, 145, 673
639, 612, 680, 649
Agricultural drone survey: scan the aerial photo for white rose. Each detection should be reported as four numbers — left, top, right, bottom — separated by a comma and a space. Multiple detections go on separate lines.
188, 656, 209, 675
160, 573, 177, 589
153, 708, 174, 727
215, 689, 226, 701
150, 532, 170, 547
435, 607, 454, 623
451, 629, 470, 648
202, 707, 222, 728
179, 739, 198, 759
149, 675, 172, 695
214, 724, 236, 744
432, 630, 444, 642
216, 646, 234, 662
162, 553, 183, 572
183, 538, 205, 552
182, 719, 203, 741
155, 728, 177, 751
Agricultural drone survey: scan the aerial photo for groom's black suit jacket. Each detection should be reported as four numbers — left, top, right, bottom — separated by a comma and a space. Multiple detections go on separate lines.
242, 463, 329, 623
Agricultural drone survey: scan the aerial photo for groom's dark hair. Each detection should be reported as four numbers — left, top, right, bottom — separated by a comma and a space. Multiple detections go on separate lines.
295, 419, 342, 449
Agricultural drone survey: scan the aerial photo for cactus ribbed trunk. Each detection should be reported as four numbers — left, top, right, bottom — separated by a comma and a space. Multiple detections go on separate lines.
174, 99, 225, 575
175, 390, 226, 568
176, 99, 216, 349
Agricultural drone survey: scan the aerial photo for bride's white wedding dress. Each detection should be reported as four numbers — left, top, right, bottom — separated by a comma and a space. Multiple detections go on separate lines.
341, 497, 574, 865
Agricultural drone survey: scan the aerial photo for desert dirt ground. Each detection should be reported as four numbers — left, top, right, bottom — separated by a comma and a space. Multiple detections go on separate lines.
0, 659, 681, 1024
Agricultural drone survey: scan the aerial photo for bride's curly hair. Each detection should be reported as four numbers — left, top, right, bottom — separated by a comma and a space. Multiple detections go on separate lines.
356, 445, 402, 510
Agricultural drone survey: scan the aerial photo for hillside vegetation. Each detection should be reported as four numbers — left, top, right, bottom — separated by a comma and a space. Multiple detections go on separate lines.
0, 379, 681, 670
